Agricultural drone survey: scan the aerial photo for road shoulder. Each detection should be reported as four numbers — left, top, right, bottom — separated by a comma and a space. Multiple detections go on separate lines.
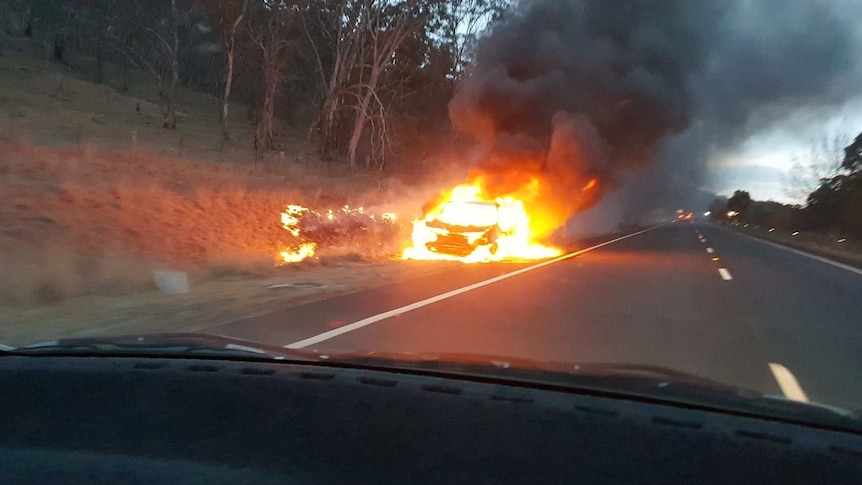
715, 224, 862, 272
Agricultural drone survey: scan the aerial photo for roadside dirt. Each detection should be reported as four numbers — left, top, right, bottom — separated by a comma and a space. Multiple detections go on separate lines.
0, 258, 458, 347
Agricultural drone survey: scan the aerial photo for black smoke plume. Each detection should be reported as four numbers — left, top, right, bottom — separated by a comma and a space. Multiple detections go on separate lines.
449, 0, 861, 228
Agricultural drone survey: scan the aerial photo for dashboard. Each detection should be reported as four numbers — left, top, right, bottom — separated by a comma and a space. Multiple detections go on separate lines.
0, 355, 860, 484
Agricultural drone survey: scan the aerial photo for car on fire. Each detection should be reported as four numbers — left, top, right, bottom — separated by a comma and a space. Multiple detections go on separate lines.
424, 200, 504, 257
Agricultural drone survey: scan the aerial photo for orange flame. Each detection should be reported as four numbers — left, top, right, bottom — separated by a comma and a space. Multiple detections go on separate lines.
278, 205, 316, 264
279, 242, 317, 263
403, 181, 564, 263
276, 204, 399, 264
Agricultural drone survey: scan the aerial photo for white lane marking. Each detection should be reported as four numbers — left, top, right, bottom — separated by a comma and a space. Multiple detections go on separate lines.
706, 247, 714, 254
718, 226, 862, 276
718, 268, 732, 280
768, 363, 809, 402
285, 224, 668, 349
700, 238, 707, 243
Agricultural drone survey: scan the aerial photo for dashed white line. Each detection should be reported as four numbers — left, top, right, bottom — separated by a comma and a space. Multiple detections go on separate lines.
700, 238, 707, 243
284, 224, 668, 349
706, 247, 714, 254
768, 363, 809, 402
718, 268, 732, 280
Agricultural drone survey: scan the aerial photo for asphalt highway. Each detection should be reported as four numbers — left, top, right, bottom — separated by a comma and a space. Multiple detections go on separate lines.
211, 222, 862, 410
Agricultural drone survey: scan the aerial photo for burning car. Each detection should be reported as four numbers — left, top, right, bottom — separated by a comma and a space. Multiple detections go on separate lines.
403, 184, 560, 262
424, 200, 503, 257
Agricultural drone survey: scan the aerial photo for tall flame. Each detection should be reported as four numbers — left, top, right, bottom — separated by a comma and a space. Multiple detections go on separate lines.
278, 205, 316, 264
402, 181, 563, 263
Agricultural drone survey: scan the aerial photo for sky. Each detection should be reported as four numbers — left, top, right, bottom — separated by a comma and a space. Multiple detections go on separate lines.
704, 95, 862, 204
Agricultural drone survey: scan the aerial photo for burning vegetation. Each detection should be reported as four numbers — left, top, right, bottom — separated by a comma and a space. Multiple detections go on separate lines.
278, 205, 400, 264
276, 162, 601, 264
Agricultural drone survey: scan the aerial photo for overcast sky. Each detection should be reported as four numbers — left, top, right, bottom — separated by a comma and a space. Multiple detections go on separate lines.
704, 95, 862, 203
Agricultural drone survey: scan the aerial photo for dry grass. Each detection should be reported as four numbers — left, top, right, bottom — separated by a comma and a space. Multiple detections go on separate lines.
0, 139, 400, 303
0, 37, 468, 344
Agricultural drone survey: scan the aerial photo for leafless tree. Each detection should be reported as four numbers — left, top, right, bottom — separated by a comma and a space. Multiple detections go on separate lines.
344, 1, 421, 170
151, 0, 181, 129
109, 0, 193, 129
785, 132, 850, 201
302, 0, 360, 157
77, 0, 121, 84
441, 0, 508, 78
206, 0, 249, 141
248, 0, 301, 151
304, 0, 423, 169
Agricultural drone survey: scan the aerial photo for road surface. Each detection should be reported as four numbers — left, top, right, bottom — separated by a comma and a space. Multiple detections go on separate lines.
210, 222, 862, 410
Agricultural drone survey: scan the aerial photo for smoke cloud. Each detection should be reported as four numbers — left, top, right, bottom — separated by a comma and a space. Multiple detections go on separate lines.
449, 0, 862, 230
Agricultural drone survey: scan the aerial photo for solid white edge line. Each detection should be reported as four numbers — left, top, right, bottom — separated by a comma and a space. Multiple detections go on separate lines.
718, 268, 732, 280
285, 222, 670, 349
718, 226, 862, 276
768, 363, 809, 402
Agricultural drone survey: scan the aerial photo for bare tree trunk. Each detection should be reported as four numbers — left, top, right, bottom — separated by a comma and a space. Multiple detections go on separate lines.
318, 96, 340, 155
260, 66, 278, 149
95, 36, 104, 84
162, 91, 177, 129
162, 60, 179, 129
218, 0, 248, 142
162, 0, 180, 129
347, 88, 374, 169
52, 32, 68, 64
248, 3, 295, 154
220, 47, 235, 138
347, 55, 386, 169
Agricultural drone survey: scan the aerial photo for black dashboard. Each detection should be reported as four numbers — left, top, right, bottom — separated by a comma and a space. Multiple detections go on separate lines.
1, 355, 860, 484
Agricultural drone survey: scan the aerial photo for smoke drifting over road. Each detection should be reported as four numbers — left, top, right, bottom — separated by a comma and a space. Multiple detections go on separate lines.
450, 0, 861, 222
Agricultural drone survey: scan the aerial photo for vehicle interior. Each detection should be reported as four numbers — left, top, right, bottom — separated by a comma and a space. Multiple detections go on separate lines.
1, 353, 860, 484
